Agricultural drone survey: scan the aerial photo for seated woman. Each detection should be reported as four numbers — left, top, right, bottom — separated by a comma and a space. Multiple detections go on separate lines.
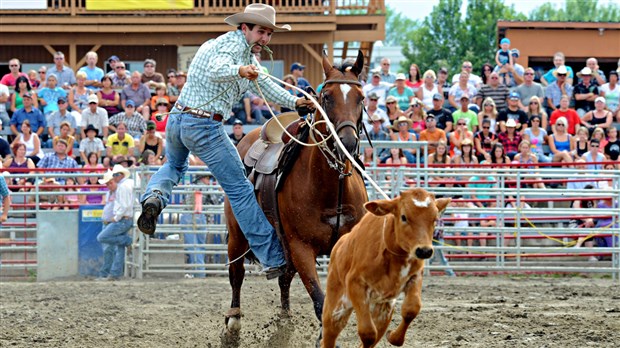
427, 141, 451, 187
139, 121, 164, 161
571, 126, 590, 159
581, 97, 613, 135
547, 116, 573, 163
513, 140, 546, 189
523, 115, 550, 163
11, 120, 44, 166
3, 143, 36, 189
452, 138, 478, 183
78, 174, 106, 205
390, 116, 417, 164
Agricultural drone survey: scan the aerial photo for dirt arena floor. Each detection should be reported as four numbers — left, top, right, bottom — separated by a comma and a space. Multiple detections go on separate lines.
1, 275, 619, 348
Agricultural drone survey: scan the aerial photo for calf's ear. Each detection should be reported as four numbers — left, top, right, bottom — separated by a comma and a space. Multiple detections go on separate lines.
435, 198, 451, 216
365, 199, 396, 216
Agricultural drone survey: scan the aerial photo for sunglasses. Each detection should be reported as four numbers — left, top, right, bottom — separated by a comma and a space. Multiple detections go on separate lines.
54, 57, 64, 60
490, 77, 499, 80
9, 65, 18, 67
530, 102, 538, 105
386, 102, 395, 105
38, 71, 46, 74
126, 105, 135, 108
557, 124, 565, 127
482, 126, 490, 129
458, 122, 466, 126
167, 75, 175, 78
463, 65, 472, 69
524, 73, 534, 76
557, 73, 567, 77
590, 144, 599, 147
116, 66, 125, 70
426, 119, 435, 122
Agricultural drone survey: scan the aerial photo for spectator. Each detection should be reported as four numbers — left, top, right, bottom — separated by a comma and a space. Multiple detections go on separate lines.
140, 149, 161, 167
449, 197, 475, 249
3, 143, 35, 171
79, 125, 105, 164
0, 174, 10, 224
36, 66, 48, 89
249, 93, 279, 124
390, 116, 417, 163
80, 94, 109, 140
592, 191, 619, 252
405, 63, 423, 93
480, 63, 493, 85
572, 126, 590, 159
416, 70, 439, 110
523, 115, 550, 163
385, 95, 405, 123
114, 155, 135, 168
37, 138, 79, 184
69, 71, 90, 114
604, 127, 619, 161
378, 57, 396, 84
363, 113, 390, 162
0, 83, 9, 127
110, 100, 147, 139
385, 147, 407, 166
474, 118, 498, 163
362, 93, 389, 132
599, 70, 619, 116
141, 59, 165, 89
477, 72, 510, 112
388, 73, 414, 111
419, 113, 446, 155
62, 177, 79, 209
497, 119, 522, 159
515, 67, 545, 111
362, 71, 390, 110
514, 140, 546, 189
96, 165, 135, 281
228, 120, 246, 146
582, 97, 613, 134
47, 51, 76, 90
436, 67, 451, 108
52, 121, 76, 158
121, 71, 151, 119
149, 84, 170, 111
281, 75, 299, 111
550, 95, 580, 135
545, 65, 574, 115
477, 97, 498, 134
149, 107, 168, 137
581, 138, 606, 171
541, 52, 574, 86
47, 96, 77, 141
451, 61, 482, 89
452, 138, 478, 169
166, 69, 179, 103
427, 140, 451, 187
227, 91, 252, 125
105, 55, 120, 76
138, 121, 163, 160
497, 92, 528, 134
449, 117, 474, 158
427, 93, 453, 132
10, 76, 39, 113
468, 171, 497, 250
547, 116, 574, 163
106, 122, 135, 162
494, 38, 514, 85
407, 98, 426, 135
448, 72, 478, 111
487, 142, 510, 166
77, 51, 104, 91
590, 127, 607, 154
175, 71, 187, 92
584, 58, 606, 86
110, 62, 130, 89
452, 94, 478, 133
38, 73, 68, 120
0, 58, 28, 87
503, 48, 525, 88
97, 75, 121, 117
568, 180, 596, 260
78, 173, 105, 205
574, 67, 599, 117
290, 62, 310, 90
27, 69, 40, 89
10, 93, 46, 137
526, 96, 548, 131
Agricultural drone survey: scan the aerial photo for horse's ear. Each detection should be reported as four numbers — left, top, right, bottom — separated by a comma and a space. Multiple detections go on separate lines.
322, 50, 333, 76
349, 50, 365, 77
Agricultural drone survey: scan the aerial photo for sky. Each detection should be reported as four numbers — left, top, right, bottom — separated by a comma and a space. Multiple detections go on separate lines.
384, 0, 609, 21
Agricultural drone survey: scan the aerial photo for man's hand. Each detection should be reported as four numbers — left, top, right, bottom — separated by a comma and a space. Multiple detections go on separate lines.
295, 97, 315, 116
239, 65, 260, 81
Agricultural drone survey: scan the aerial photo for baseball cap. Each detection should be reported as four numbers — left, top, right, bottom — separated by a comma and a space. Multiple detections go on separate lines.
144, 59, 156, 67
371, 70, 381, 78
509, 91, 520, 99
87, 94, 98, 104
125, 100, 136, 107
395, 73, 406, 81
57, 96, 67, 103
460, 94, 470, 100
290, 62, 305, 72
511, 48, 520, 57
146, 120, 156, 130
108, 55, 120, 63
438, 67, 448, 74
56, 138, 68, 146
595, 96, 605, 104
506, 119, 517, 128
500, 38, 510, 45
432, 93, 442, 101
233, 119, 243, 126
22, 92, 33, 99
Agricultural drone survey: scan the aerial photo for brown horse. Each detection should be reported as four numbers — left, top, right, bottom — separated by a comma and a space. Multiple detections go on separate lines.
223, 51, 369, 338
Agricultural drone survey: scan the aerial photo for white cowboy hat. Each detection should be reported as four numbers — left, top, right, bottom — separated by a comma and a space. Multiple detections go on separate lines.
98, 170, 114, 185
552, 65, 568, 77
392, 115, 413, 131
577, 67, 592, 77
225, 4, 291, 32
111, 164, 131, 179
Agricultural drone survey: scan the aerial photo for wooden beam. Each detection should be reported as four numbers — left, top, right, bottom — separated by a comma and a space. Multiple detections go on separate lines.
327, 40, 334, 64
301, 43, 322, 65
43, 45, 56, 56
75, 44, 101, 69
69, 44, 77, 71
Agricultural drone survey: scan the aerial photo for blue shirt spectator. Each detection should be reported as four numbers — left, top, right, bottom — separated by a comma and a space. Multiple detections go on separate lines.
78, 66, 105, 91
38, 74, 68, 116
9, 93, 46, 135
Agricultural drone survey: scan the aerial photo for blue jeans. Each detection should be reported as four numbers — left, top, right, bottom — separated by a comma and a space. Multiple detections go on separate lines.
140, 112, 285, 268
180, 213, 207, 278
430, 239, 455, 276
97, 218, 133, 278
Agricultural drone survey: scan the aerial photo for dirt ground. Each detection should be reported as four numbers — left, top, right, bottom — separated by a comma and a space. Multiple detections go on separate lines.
1, 275, 619, 348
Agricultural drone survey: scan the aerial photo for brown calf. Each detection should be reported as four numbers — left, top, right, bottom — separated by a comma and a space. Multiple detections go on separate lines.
320, 188, 450, 348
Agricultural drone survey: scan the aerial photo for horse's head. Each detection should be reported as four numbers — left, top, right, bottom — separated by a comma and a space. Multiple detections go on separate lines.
319, 50, 365, 160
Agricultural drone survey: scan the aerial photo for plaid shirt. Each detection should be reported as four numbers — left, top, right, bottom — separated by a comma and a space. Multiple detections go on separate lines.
0, 176, 9, 200
37, 153, 79, 183
109, 112, 147, 138
497, 132, 522, 154
178, 30, 297, 120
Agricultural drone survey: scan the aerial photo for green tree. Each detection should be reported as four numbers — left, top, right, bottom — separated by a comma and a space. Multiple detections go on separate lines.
529, 0, 620, 22
384, 6, 419, 47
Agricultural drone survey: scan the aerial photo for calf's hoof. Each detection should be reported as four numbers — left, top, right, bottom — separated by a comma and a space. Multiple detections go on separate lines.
387, 330, 405, 346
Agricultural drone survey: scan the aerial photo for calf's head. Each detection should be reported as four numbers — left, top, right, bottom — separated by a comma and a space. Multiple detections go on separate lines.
365, 188, 450, 260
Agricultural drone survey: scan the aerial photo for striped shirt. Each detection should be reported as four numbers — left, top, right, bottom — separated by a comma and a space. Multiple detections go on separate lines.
476, 84, 510, 111
109, 112, 147, 138
178, 30, 297, 120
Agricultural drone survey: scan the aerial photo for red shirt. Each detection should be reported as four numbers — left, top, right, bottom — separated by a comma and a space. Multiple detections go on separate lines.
0, 72, 28, 87
150, 113, 168, 132
550, 108, 580, 135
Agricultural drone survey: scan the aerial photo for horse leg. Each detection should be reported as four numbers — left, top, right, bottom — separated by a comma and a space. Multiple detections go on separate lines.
278, 265, 297, 318
387, 272, 423, 347
223, 212, 248, 338
289, 239, 325, 321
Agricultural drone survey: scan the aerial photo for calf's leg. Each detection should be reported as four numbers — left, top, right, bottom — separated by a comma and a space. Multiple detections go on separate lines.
347, 282, 379, 348
320, 276, 352, 348
387, 272, 423, 346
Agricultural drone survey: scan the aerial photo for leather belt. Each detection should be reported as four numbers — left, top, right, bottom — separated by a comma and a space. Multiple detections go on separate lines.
174, 103, 223, 122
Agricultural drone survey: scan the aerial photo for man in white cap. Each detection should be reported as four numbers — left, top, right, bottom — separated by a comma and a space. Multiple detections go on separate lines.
96, 165, 135, 280
138, 3, 314, 279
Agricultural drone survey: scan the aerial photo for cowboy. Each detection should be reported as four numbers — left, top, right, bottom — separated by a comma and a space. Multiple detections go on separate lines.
96, 165, 135, 281
137, 4, 314, 280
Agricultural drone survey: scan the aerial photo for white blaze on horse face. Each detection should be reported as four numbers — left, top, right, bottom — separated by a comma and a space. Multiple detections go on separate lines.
340, 84, 352, 103
412, 196, 431, 208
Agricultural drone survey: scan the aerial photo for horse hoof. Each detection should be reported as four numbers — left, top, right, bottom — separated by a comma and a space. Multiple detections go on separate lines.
220, 326, 240, 347
279, 308, 292, 319
226, 316, 241, 333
